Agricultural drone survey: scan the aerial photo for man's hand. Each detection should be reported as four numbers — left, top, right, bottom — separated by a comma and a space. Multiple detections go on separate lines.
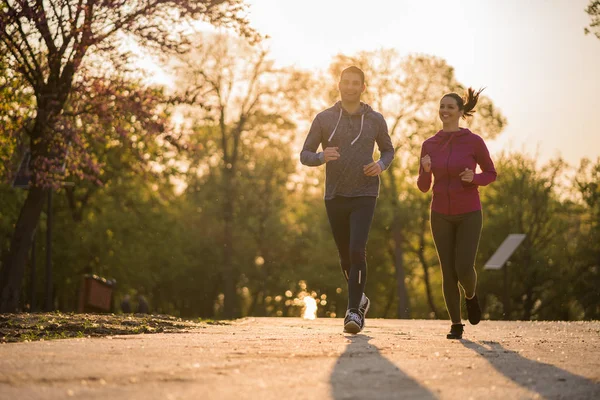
363, 161, 383, 176
421, 154, 431, 173
323, 147, 340, 162
459, 168, 474, 183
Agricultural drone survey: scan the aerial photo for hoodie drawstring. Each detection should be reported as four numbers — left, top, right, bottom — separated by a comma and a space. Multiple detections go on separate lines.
351, 114, 364, 146
328, 108, 343, 142
328, 108, 364, 146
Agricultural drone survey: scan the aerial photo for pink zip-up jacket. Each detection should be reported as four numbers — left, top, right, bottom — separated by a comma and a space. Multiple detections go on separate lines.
417, 128, 497, 215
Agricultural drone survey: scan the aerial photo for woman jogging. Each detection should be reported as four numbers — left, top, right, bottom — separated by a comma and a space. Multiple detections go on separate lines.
417, 88, 497, 339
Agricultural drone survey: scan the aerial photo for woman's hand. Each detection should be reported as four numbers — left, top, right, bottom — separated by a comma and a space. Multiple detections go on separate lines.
421, 154, 431, 173
459, 168, 474, 183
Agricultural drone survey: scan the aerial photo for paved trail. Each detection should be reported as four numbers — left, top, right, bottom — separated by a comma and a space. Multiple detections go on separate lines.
1, 318, 599, 399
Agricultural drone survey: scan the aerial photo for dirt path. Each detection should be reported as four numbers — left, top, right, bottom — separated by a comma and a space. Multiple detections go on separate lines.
1, 318, 599, 399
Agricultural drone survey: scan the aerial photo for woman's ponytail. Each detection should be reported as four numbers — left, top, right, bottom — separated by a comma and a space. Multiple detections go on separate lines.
462, 87, 484, 118
442, 87, 485, 119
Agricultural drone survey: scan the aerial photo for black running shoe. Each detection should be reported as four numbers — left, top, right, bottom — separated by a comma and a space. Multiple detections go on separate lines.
446, 323, 465, 339
343, 309, 364, 334
359, 294, 370, 318
465, 294, 481, 325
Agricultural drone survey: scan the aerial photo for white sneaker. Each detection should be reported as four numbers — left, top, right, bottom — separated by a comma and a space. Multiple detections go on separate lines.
359, 294, 370, 318
343, 309, 364, 334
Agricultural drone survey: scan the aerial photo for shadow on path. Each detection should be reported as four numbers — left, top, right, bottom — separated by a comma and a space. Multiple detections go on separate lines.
461, 339, 600, 399
330, 334, 437, 400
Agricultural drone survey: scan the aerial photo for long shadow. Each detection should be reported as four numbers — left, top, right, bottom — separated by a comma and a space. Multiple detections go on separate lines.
330, 334, 437, 400
461, 339, 600, 399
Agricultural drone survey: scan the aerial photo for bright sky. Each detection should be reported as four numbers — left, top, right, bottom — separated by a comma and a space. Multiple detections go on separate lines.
246, 0, 600, 167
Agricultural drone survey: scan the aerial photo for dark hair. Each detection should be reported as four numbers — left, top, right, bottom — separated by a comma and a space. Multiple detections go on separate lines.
341, 66, 365, 84
442, 87, 484, 119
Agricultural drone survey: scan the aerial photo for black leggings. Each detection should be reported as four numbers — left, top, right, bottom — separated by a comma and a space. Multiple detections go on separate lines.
325, 196, 377, 311
430, 209, 482, 324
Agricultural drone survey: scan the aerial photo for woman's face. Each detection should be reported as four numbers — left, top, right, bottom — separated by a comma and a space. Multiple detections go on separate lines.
439, 96, 463, 125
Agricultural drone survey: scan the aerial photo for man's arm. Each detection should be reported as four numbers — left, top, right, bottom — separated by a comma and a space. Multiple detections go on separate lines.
376, 115, 394, 171
300, 116, 325, 166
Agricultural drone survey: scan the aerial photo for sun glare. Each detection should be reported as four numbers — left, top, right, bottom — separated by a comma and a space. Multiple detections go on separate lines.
302, 296, 317, 320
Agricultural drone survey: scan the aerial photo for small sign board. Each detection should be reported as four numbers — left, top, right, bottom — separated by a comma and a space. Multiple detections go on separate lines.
484, 234, 526, 270
12, 150, 32, 188
11, 150, 74, 189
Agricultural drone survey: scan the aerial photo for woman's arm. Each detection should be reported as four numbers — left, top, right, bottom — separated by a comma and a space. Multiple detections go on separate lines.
417, 143, 432, 193
472, 136, 497, 186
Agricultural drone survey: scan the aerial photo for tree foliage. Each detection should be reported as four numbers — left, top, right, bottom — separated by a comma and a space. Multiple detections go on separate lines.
0, 24, 596, 321
0, 0, 255, 311
585, 0, 600, 39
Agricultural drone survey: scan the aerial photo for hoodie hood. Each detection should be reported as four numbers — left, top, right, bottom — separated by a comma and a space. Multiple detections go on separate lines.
434, 128, 472, 152
329, 102, 373, 145
434, 127, 472, 138
334, 101, 373, 116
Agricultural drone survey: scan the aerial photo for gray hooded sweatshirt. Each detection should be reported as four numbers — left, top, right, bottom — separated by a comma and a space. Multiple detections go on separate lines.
300, 101, 394, 200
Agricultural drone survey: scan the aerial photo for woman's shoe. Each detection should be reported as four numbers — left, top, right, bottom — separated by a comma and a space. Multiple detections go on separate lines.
446, 323, 465, 339
465, 294, 481, 325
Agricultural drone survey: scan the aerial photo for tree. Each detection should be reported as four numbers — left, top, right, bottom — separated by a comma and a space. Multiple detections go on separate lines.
0, 50, 31, 274
60, 65, 178, 221
0, 0, 255, 311
572, 158, 600, 318
240, 143, 295, 316
173, 33, 300, 318
585, 0, 600, 39
478, 153, 570, 320
0, 50, 33, 184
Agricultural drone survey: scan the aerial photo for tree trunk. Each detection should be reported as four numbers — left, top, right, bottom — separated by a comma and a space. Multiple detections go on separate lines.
522, 273, 536, 321
522, 289, 534, 321
522, 254, 535, 320
382, 283, 396, 318
384, 163, 411, 319
0, 187, 47, 312
248, 289, 265, 317
417, 245, 440, 318
1, 84, 67, 312
197, 281, 219, 319
503, 264, 511, 320
222, 168, 237, 319
392, 217, 411, 318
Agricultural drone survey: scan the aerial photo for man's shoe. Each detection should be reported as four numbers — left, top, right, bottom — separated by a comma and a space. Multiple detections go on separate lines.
343, 309, 364, 334
465, 294, 481, 325
359, 294, 370, 318
446, 323, 465, 339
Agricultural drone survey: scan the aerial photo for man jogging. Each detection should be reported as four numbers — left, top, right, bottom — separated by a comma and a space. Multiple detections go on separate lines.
300, 66, 394, 333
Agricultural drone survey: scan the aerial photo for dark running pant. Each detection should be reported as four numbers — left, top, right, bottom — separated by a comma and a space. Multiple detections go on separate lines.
430, 209, 482, 324
325, 196, 377, 312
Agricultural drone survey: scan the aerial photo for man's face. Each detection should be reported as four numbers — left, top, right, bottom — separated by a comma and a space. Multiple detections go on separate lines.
338, 71, 365, 103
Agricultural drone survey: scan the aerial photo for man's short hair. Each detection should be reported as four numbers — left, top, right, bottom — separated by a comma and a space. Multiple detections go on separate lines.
341, 66, 365, 84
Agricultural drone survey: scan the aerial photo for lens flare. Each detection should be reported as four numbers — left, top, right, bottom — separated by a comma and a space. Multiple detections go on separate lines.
302, 296, 317, 320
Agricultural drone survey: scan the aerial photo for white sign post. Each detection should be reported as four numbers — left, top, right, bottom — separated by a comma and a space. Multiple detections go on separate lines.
483, 234, 526, 319
484, 234, 526, 270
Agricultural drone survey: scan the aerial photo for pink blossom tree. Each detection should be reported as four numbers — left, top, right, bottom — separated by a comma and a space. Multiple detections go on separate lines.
0, 0, 256, 312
